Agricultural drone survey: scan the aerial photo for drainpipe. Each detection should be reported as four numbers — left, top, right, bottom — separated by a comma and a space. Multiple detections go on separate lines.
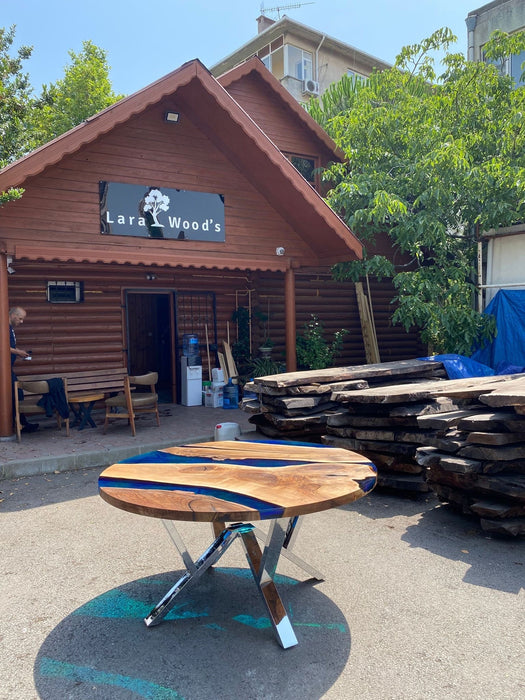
0, 249, 13, 439
315, 35, 326, 84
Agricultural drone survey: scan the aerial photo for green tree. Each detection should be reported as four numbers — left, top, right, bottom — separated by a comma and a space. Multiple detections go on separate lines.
308, 29, 525, 355
32, 40, 123, 142
0, 25, 35, 203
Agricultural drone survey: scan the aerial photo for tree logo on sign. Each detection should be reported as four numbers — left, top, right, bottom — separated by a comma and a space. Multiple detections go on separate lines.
142, 188, 170, 228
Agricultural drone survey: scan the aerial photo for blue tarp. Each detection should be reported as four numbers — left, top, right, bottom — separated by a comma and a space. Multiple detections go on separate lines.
417, 290, 525, 378
471, 289, 525, 373
419, 353, 495, 379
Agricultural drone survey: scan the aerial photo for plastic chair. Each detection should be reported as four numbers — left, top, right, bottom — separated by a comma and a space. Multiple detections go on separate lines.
103, 372, 160, 436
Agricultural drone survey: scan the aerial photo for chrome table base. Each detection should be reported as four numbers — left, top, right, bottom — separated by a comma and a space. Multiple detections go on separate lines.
144, 517, 323, 648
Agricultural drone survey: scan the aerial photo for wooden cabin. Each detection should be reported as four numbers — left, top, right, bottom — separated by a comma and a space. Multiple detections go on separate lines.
0, 58, 423, 437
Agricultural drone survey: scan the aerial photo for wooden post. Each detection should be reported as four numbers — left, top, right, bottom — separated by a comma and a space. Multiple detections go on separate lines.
355, 281, 380, 364
0, 250, 13, 438
285, 267, 297, 372
204, 324, 212, 380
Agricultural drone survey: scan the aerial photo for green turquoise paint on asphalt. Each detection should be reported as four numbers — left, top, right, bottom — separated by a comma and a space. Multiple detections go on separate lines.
72, 589, 208, 620
204, 622, 226, 630
39, 658, 184, 699
214, 566, 298, 585
234, 614, 273, 629
233, 614, 347, 633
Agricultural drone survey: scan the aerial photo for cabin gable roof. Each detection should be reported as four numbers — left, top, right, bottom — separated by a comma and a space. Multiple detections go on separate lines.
0, 59, 361, 267
217, 56, 345, 162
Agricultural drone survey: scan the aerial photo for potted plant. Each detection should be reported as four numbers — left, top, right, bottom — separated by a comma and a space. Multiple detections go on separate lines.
258, 336, 274, 358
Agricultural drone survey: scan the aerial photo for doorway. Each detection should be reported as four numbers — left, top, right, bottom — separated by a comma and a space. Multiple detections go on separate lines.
126, 290, 218, 403
126, 292, 174, 401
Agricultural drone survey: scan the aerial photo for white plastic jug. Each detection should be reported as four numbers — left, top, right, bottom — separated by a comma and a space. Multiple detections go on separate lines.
212, 368, 224, 383
214, 422, 240, 441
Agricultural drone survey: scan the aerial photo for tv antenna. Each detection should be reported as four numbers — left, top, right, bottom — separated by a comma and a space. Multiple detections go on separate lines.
260, 3, 315, 20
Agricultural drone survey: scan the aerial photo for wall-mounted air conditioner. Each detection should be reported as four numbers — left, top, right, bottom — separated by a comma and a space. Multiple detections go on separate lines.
302, 79, 320, 96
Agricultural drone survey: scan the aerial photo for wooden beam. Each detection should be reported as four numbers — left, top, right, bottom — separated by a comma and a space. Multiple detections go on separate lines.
0, 253, 13, 438
285, 267, 297, 372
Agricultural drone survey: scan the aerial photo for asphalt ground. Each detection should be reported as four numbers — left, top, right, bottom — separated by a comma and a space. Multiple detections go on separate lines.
1, 405, 524, 699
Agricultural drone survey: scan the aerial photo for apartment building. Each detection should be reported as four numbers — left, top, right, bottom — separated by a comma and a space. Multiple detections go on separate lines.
211, 13, 390, 103
467, 0, 525, 86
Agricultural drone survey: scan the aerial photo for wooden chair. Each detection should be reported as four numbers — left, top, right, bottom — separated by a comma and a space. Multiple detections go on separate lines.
14, 379, 70, 442
103, 372, 160, 436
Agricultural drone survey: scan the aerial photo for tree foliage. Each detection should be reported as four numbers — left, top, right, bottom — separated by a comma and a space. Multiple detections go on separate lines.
32, 40, 124, 142
1, 28, 123, 207
0, 25, 35, 203
308, 28, 525, 355
296, 314, 347, 369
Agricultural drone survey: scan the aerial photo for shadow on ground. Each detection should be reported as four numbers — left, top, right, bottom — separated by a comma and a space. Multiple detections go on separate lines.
35, 567, 351, 699
344, 491, 524, 595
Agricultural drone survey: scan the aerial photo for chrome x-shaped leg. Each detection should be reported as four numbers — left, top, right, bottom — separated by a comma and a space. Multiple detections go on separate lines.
144, 518, 310, 648
253, 516, 324, 582
144, 522, 250, 629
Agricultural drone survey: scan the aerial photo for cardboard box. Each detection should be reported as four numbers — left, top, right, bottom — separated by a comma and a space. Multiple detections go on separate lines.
204, 386, 223, 407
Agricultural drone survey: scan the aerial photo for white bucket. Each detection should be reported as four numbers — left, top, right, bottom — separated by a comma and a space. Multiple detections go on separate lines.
214, 422, 240, 441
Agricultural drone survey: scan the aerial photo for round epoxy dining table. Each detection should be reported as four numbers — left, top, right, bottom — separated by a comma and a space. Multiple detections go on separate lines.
98, 438, 377, 648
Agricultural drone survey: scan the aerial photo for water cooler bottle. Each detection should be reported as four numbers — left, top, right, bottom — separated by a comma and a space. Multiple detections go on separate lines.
180, 334, 202, 406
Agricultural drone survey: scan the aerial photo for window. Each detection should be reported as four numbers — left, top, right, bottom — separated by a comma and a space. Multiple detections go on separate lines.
47, 281, 84, 303
261, 45, 284, 80
260, 42, 313, 83
258, 37, 285, 80
284, 153, 318, 189
510, 50, 525, 87
286, 45, 313, 82
347, 69, 366, 83
482, 45, 525, 87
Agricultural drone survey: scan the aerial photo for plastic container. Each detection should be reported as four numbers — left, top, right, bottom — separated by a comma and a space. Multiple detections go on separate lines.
242, 378, 257, 400
212, 367, 224, 383
182, 333, 199, 356
222, 378, 239, 409
205, 385, 223, 407
214, 422, 240, 441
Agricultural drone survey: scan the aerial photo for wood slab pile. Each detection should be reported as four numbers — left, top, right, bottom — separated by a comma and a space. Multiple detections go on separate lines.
244, 359, 446, 487
244, 359, 445, 440
413, 375, 525, 537
243, 361, 525, 536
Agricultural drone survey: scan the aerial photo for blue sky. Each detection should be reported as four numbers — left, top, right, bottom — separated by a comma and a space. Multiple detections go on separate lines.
4, 0, 480, 96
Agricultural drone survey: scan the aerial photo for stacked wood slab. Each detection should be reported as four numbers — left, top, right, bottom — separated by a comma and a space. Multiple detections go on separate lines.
245, 359, 446, 488
244, 361, 525, 536
244, 359, 445, 440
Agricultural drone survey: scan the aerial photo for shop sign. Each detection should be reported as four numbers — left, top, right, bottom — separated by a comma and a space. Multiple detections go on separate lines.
100, 181, 225, 241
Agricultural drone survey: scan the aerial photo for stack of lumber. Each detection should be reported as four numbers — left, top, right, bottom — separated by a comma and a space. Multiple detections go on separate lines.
244, 359, 446, 441
243, 362, 525, 535
413, 375, 525, 537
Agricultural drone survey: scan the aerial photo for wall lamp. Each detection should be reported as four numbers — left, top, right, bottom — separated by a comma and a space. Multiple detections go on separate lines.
7, 255, 15, 274
164, 111, 180, 123
146, 273, 157, 280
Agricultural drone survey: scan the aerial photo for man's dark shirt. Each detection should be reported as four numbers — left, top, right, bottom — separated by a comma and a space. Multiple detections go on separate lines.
10, 325, 16, 366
